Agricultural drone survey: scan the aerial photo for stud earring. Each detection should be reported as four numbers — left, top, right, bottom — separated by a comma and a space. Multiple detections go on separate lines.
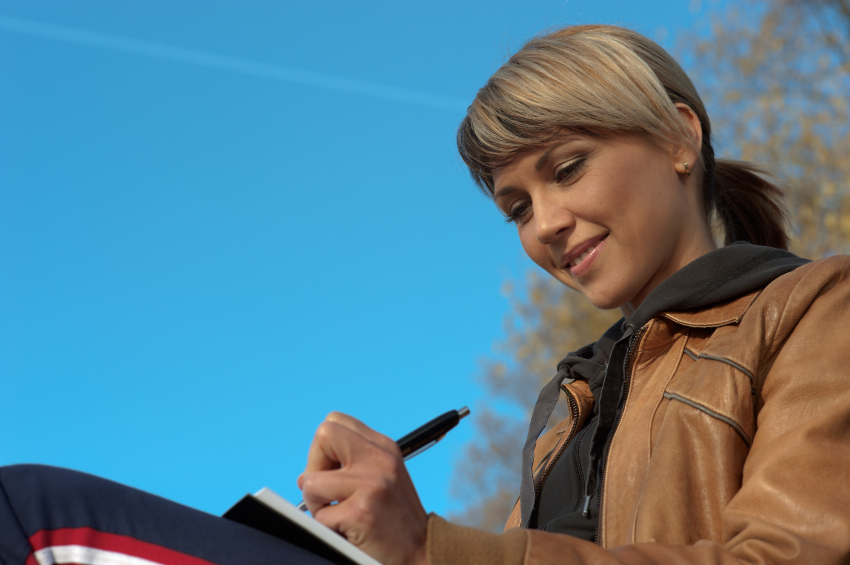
683, 162, 691, 176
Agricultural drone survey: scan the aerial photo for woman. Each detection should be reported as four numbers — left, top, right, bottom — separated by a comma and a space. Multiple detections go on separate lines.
3, 24, 849, 565
297, 25, 850, 565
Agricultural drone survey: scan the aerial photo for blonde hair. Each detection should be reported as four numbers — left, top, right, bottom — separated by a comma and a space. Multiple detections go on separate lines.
457, 25, 789, 249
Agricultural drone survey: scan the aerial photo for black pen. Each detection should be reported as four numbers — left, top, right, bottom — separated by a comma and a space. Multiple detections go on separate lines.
296, 406, 470, 512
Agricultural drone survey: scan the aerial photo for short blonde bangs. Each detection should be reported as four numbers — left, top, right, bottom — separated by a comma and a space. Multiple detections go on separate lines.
457, 25, 707, 196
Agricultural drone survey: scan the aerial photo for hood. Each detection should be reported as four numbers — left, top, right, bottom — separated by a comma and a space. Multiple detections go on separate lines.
559, 242, 810, 399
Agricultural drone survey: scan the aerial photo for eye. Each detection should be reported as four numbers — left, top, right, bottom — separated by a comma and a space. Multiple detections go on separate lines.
554, 157, 586, 184
504, 200, 532, 225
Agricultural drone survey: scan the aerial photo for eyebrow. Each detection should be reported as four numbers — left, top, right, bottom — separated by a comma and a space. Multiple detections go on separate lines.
493, 185, 519, 199
534, 147, 556, 171
493, 155, 553, 199
493, 136, 586, 199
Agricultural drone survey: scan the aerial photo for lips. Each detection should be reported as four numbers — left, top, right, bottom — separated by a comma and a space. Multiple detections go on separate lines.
562, 234, 608, 273
568, 247, 597, 268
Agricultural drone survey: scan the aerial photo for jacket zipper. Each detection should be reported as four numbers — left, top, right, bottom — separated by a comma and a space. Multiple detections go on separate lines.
572, 425, 586, 512
533, 384, 581, 496
594, 325, 646, 545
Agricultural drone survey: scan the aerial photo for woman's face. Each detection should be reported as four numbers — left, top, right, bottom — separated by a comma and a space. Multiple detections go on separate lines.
492, 133, 715, 316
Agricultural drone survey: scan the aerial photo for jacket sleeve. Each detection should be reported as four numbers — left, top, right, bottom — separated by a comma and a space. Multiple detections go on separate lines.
425, 256, 850, 565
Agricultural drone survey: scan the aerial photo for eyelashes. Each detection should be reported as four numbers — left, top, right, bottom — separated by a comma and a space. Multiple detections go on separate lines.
555, 156, 586, 183
504, 203, 530, 224
503, 156, 587, 225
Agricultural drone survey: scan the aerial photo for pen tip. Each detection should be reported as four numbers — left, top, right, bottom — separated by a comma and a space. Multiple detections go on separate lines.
457, 406, 470, 419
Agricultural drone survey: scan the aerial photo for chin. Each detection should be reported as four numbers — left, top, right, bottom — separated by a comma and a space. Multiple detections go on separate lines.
588, 298, 625, 312
580, 287, 629, 312
554, 274, 628, 312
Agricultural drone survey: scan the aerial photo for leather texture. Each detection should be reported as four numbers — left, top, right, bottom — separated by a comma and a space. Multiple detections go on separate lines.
427, 256, 850, 565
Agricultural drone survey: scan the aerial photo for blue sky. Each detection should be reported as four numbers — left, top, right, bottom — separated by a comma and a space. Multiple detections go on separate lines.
0, 1, 722, 518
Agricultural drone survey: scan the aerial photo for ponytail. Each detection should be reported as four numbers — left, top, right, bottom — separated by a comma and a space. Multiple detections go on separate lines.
697, 117, 789, 250
711, 160, 789, 249
699, 130, 789, 249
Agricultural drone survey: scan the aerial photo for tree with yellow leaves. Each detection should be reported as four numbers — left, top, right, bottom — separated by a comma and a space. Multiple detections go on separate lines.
693, 0, 850, 257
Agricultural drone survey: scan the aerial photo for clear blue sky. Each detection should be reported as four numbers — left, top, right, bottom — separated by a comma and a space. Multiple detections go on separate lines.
0, 1, 722, 517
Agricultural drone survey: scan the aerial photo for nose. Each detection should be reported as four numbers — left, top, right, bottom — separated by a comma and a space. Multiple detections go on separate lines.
534, 193, 574, 244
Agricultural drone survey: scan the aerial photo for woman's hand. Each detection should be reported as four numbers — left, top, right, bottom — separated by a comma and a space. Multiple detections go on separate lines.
297, 412, 429, 565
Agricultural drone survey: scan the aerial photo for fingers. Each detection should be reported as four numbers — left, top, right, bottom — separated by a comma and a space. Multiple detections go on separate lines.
300, 419, 403, 512
301, 454, 428, 565
302, 412, 401, 476
303, 420, 356, 474
325, 411, 401, 454
302, 420, 395, 478
299, 456, 399, 516
310, 492, 426, 559
297, 411, 429, 565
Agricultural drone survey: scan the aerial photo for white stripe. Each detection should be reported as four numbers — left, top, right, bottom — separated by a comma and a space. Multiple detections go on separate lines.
34, 545, 166, 565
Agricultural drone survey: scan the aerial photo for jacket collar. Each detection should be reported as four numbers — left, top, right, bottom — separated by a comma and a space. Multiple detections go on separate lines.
555, 243, 807, 392
624, 242, 808, 331
659, 289, 762, 328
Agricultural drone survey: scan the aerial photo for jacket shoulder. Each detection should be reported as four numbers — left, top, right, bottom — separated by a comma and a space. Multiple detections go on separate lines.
724, 255, 850, 386
761, 254, 850, 295
747, 255, 850, 336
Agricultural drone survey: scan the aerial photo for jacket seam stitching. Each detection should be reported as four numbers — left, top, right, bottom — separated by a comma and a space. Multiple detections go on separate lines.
663, 319, 737, 328
660, 290, 763, 328
663, 391, 752, 446
697, 353, 755, 383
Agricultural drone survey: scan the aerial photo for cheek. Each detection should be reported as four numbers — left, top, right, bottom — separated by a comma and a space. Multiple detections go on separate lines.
518, 227, 547, 269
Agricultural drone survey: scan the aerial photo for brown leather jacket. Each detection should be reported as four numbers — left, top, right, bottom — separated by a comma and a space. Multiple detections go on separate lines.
426, 256, 850, 564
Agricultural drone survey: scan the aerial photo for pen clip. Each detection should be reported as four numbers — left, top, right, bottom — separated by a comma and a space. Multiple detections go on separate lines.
403, 439, 438, 461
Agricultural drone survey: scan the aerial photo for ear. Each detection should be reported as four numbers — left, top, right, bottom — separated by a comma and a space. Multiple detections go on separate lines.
671, 103, 703, 176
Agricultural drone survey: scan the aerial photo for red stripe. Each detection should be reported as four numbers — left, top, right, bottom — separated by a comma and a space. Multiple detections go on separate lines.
29, 527, 219, 565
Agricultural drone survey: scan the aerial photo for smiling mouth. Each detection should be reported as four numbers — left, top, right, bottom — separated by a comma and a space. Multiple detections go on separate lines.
564, 235, 608, 271
568, 249, 594, 268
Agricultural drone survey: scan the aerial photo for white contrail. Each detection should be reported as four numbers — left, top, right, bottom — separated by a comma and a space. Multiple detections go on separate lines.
0, 14, 468, 113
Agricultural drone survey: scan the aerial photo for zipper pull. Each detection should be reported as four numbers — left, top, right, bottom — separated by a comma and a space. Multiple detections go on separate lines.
581, 495, 592, 519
